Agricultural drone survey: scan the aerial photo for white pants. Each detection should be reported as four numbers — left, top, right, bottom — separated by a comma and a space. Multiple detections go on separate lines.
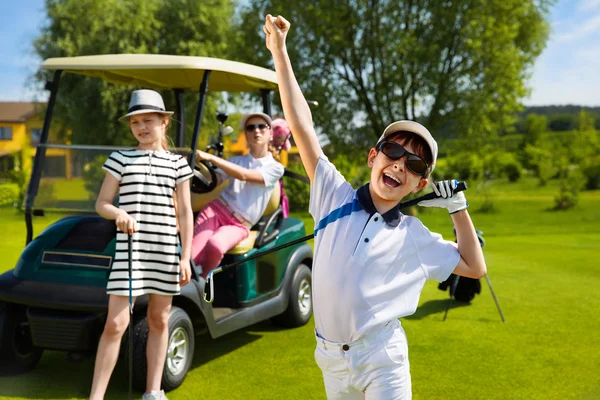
314, 319, 411, 400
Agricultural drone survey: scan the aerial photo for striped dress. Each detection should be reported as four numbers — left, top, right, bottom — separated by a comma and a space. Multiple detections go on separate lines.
102, 149, 193, 296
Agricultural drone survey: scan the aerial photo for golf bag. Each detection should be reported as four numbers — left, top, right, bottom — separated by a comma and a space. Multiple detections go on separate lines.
438, 229, 485, 303
438, 274, 481, 303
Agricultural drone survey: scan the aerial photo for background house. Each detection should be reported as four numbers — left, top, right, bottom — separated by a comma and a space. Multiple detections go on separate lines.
0, 102, 72, 178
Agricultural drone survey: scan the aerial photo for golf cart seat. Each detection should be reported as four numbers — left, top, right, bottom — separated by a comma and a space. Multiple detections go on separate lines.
191, 180, 229, 212
227, 182, 282, 254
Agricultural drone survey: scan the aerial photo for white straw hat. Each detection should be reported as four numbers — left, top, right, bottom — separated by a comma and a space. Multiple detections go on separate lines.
119, 89, 174, 121
377, 120, 438, 172
240, 112, 273, 129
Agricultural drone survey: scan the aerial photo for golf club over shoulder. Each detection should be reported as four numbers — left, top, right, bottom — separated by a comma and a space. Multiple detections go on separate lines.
203, 181, 468, 303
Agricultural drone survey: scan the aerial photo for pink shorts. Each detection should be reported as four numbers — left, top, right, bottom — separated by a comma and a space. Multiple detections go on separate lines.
191, 200, 250, 276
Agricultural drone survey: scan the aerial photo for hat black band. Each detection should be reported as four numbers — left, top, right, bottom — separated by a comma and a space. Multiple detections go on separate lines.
128, 104, 165, 113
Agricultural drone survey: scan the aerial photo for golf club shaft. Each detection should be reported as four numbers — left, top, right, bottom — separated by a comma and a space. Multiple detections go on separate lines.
484, 274, 506, 323
128, 234, 133, 400
203, 181, 468, 303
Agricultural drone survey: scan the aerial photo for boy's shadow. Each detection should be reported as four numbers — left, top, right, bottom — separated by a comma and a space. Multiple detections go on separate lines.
0, 325, 267, 399
404, 299, 470, 320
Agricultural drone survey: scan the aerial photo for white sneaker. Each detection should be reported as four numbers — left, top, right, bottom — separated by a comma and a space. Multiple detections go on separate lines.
142, 390, 168, 400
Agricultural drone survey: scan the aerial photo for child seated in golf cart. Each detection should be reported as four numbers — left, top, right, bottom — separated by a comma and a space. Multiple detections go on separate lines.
191, 113, 285, 277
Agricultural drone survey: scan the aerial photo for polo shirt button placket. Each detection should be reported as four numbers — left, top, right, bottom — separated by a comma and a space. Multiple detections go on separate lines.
342, 344, 350, 351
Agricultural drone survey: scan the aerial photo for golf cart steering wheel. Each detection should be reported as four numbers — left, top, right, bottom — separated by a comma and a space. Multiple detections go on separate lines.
191, 160, 218, 193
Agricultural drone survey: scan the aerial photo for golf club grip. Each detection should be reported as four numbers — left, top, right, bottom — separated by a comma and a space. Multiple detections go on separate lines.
283, 168, 310, 184
398, 181, 467, 210
128, 235, 133, 278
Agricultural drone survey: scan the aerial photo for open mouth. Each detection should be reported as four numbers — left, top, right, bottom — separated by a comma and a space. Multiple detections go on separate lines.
383, 172, 402, 188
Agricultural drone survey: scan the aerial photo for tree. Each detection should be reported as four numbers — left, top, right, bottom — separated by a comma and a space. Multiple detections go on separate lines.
548, 114, 576, 131
33, 0, 237, 146
523, 113, 547, 146
234, 0, 552, 153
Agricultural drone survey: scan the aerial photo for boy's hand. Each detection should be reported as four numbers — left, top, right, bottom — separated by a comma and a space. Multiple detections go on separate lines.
263, 14, 290, 52
418, 180, 468, 214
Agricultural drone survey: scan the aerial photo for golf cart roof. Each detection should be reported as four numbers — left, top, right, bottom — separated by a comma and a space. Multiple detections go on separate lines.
41, 54, 278, 92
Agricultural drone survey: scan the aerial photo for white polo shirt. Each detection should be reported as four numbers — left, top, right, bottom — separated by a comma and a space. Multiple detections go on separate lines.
219, 153, 284, 225
310, 155, 460, 343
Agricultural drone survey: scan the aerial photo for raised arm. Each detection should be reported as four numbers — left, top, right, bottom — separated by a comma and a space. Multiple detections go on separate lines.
264, 15, 322, 182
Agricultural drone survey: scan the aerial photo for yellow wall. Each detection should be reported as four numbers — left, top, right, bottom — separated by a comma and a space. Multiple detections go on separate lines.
0, 116, 71, 178
0, 122, 28, 155
226, 131, 298, 167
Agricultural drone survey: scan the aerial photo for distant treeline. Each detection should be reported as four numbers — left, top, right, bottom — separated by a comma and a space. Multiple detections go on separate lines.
516, 105, 600, 132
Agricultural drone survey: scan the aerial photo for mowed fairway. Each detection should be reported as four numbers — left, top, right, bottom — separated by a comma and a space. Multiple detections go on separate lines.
0, 177, 598, 399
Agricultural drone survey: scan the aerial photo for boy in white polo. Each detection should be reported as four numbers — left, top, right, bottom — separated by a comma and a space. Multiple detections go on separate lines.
264, 14, 487, 399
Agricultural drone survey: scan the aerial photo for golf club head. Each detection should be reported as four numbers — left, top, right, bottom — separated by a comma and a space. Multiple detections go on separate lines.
221, 126, 234, 136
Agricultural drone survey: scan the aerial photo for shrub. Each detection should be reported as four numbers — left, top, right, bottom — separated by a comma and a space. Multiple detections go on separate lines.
504, 161, 523, 182
581, 156, 600, 191
430, 158, 449, 181
446, 153, 484, 181
553, 164, 585, 211
0, 184, 19, 207
82, 155, 108, 200
283, 160, 310, 213
483, 151, 523, 182
475, 180, 497, 214
331, 153, 370, 188
36, 181, 57, 209
524, 144, 555, 185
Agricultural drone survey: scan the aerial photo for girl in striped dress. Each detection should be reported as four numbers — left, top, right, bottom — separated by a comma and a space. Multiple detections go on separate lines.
90, 89, 193, 400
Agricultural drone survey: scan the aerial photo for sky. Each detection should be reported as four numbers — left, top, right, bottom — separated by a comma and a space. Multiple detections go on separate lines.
1, 0, 599, 106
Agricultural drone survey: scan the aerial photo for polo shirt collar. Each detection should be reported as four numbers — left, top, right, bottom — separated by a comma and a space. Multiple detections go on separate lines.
356, 184, 402, 227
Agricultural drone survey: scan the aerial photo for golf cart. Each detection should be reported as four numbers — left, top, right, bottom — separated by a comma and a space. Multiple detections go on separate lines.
0, 54, 313, 392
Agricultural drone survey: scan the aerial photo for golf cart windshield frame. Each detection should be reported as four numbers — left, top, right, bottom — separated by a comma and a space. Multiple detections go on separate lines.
25, 56, 277, 244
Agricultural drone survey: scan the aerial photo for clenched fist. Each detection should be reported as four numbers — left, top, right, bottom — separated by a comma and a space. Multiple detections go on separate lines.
263, 14, 290, 52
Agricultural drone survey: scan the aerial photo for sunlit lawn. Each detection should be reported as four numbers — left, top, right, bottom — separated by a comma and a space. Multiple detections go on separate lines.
0, 176, 599, 399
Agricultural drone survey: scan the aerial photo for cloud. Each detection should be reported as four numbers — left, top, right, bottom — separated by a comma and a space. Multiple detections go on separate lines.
554, 13, 600, 42
578, 0, 600, 12
524, 46, 600, 106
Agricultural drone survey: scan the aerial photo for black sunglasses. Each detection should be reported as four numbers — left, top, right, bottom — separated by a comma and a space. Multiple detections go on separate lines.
376, 141, 429, 176
245, 123, 269, 132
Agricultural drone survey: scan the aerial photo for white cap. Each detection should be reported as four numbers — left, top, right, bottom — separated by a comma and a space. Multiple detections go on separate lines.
377, 120, 438, 172
240, 112, 272, 129
119, 89, 173, 121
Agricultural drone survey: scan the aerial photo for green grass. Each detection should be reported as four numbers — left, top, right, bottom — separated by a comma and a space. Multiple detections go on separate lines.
1, 177, 599, 399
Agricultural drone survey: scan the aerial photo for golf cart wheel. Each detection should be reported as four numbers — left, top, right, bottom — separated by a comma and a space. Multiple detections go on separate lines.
272, 264, 312, 328
131, 307, 195, 392
0, 303, 43, 376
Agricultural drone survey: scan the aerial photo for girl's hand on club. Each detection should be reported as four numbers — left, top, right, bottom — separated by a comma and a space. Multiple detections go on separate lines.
196, 149, 213, 162
263, 14, 290, 53
179, 260, 192, 286
115, 209, 138, 234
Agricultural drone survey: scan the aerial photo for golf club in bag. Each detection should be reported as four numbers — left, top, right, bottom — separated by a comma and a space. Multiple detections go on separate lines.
203, 181, 468, 303
439, 230, 505, 322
